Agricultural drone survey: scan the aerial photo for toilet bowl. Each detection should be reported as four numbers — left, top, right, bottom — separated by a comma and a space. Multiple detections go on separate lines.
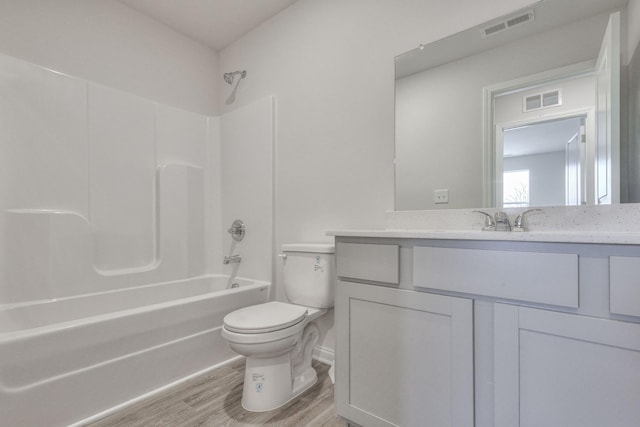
222, 301, 326, 411
221, 243, 335, 412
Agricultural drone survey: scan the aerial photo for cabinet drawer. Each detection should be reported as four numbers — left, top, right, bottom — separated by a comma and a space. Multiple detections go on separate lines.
610, 256, 640, 317
413, 246, 578, 307
336, 243, 399, 284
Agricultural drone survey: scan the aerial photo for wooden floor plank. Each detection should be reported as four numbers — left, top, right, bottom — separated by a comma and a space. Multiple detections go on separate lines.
86, 360, 345, 427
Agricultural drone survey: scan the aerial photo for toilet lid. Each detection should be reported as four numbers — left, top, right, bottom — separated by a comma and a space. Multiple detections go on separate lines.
223, 301, 308, 333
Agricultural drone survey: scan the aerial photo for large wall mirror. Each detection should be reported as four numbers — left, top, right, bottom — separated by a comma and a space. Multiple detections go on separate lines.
395, 0, 637, 211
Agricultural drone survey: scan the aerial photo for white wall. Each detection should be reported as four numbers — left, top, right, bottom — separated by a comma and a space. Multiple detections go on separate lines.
219, 0, 534, 352
0, 0, 220, 115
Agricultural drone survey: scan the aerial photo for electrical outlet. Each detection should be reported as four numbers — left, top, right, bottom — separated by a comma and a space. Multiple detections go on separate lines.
434, 189, 449, 204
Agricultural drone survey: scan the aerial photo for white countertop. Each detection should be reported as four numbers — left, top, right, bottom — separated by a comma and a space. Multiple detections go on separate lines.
326, 204, 640, 245
327, 229, 640, 245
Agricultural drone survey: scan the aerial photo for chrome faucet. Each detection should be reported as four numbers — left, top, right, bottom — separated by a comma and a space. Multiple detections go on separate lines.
223, 255, 242, 264
473, 210, 511, 231
494, 211, 511, 231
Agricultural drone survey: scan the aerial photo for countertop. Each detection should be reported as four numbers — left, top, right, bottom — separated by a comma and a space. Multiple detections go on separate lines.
327, 229, 640, 245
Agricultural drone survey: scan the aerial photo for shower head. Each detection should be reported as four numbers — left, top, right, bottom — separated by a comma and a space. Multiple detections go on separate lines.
223, 70, 246, 85
224, 70, 247, 105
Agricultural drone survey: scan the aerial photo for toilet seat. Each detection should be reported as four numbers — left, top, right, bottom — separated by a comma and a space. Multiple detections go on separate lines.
223, 301, 308, 334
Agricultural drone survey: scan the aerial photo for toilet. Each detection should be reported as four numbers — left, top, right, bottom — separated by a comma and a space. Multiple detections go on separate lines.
221, 243, 335, 412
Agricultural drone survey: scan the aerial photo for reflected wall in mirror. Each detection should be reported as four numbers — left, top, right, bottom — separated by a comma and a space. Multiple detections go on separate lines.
395, 0, 635, 211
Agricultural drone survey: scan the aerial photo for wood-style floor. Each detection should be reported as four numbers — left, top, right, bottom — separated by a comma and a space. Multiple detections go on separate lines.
86, 359, 345, 427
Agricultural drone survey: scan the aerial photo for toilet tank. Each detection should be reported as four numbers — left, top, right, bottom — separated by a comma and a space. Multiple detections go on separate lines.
281, 243, 335, 308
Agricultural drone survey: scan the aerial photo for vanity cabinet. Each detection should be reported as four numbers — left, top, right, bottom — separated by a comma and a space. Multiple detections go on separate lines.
494, 303, 640, 427
333, 236, 640, 427
335, 280, 474, 427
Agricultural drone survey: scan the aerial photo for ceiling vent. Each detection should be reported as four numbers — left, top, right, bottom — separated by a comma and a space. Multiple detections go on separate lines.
523, 89, 562, 112
482, 10, 534, 37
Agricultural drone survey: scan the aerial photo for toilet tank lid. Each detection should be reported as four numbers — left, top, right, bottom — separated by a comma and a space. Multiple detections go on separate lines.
282, 243, 335, 253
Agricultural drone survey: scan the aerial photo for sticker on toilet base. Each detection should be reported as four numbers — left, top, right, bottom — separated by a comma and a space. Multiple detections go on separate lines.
252, 373, 265, 393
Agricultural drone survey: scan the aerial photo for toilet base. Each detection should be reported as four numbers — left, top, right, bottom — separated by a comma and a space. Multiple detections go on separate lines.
241, 354, 318, 412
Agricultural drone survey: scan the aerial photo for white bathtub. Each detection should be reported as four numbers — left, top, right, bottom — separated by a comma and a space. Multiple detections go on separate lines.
0, 275, 270, 427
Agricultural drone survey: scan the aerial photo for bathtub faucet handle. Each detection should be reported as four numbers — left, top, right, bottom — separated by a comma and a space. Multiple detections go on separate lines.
227, 219, 245, 242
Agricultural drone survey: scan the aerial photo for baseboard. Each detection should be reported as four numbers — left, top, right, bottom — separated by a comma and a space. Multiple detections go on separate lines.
312, 345, 335, 366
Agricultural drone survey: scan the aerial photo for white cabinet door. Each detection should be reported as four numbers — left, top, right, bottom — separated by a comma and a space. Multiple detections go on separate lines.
336, 281, 474, 427
494, 303, 640, 427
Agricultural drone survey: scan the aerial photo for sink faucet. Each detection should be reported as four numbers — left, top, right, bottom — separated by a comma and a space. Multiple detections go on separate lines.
223, 255, 242, 264
494, 211, 511, 232
473, 210, 511, 231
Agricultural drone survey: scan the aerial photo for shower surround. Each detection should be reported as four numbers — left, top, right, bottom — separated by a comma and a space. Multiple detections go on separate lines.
0, 52, 274, 425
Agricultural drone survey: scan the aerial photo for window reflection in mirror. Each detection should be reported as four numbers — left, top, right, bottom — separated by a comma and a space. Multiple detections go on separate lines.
503, 169, 530, 208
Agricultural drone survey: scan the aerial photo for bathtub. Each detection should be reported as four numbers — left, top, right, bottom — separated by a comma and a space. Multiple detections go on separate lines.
0, 275, 270, 427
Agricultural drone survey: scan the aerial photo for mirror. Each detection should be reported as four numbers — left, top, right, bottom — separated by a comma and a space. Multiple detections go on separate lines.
394, 0, 630, 210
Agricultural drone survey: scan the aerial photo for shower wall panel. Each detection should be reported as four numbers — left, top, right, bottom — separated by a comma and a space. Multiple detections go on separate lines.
0, 53, 217, 305
0, 53, 88, 215
157, 164, 206, 279
205, 117, 224, 278
220, 97, 274, 283
88, 83, 156, 272
157, 104, 208, 167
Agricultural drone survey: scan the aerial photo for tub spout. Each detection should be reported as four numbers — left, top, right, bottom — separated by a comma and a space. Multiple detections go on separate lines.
223, 255, 242, 264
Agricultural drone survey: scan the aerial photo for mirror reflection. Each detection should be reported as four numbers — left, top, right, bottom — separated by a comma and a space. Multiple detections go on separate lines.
394, 0, 631, 210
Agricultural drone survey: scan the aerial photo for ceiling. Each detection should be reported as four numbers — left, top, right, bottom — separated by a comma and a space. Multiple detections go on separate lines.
118, 0, 299, 51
